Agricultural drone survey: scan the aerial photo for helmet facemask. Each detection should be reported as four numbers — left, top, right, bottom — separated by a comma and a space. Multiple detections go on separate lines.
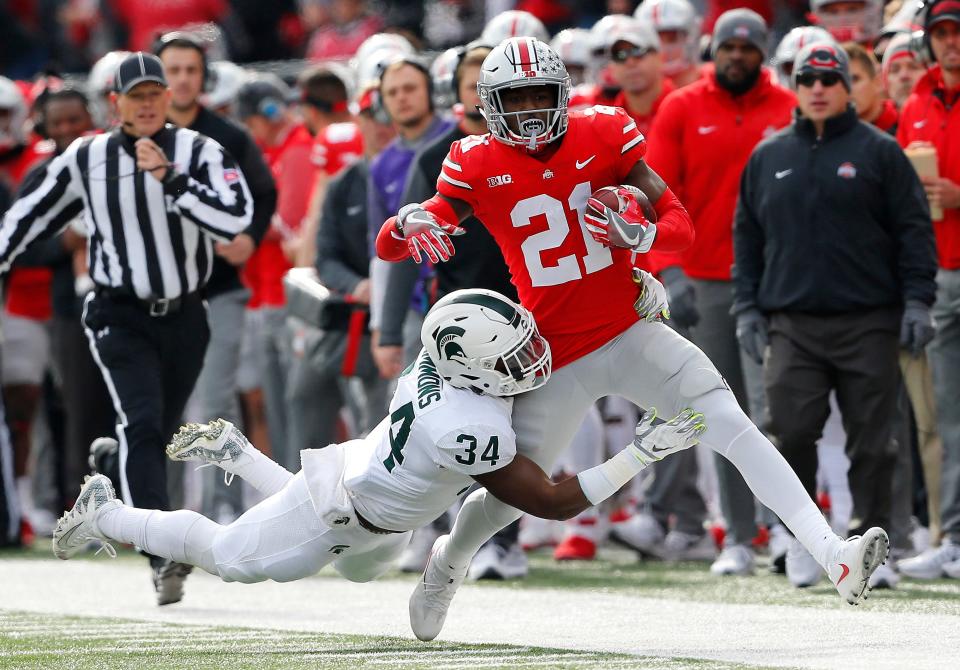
477, 37, 571, 154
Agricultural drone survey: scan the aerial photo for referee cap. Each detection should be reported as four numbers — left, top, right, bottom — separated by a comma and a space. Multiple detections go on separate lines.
115, 52, 167, 95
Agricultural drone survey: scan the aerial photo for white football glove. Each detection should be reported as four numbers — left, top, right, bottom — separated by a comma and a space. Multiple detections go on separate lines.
629, 408, 706, 467
396, 203, 465, 264
632, 268, 669, 322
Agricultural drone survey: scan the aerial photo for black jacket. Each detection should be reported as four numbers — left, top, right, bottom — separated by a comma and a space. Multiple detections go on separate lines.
316, 160, 371, 295
188, 106, 277, 297
733, 106, 937, 315
378, 125, 516, 348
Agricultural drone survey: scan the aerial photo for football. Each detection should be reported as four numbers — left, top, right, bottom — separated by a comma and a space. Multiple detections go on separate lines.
589, 185, 657, 223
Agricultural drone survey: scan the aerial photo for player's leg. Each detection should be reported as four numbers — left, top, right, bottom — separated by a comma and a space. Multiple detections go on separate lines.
607, 319, 885, 600
167, 419, 294, 497
440, 362, 597, 567
334, 531, 412, 583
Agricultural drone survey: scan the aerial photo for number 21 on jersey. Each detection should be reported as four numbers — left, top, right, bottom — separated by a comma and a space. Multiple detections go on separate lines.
511, 181, 613, 288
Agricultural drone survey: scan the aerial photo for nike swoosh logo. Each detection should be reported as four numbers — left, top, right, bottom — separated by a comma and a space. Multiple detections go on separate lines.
346, 205, 362, 216
385, 182, 399, 193
775, 169, 793, 179
650, 444, 672, 453
576, 156, 596, 170
58, 523, 81, 545
837, 562, 850, 585
697, 126, 717, 135
913, 120, 926, 129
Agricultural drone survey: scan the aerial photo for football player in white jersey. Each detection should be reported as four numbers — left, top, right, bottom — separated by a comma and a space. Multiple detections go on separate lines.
52, 289, 705, 608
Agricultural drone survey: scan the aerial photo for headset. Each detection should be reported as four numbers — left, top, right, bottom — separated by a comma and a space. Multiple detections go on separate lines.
154, 31, 211, 92
909, 0, 956, 63
378, 55, 435, 116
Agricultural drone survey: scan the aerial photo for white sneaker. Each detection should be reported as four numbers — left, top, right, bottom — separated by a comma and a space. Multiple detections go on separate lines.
467, 541, 528, 580
608, 512, 665, 557
52, 474, 121, 560
868, 561, 899, 589
828, 527, 889, 605
409, 535, 467, 641
519, 514, 562, 550
768, 523, 791, 574
786, 538, 823, 588
166, 419, 254, 485
942, 557, 960, 579
663, 530, 716, 562
26, 508, 58, 538
710, 544, 755, 576
897, 540, 960, 580
398, 526, 441, 573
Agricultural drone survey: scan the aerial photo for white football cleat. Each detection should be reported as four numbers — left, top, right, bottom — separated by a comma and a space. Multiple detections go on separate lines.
467, 541, 528, 580
868, 561, 900, 589
608, 511, 665, 558
897, 540, 960, 580
52, 474, 121, 560
409, 535, 468, 641
166, 419, 254, 485
828, 527, 890, 605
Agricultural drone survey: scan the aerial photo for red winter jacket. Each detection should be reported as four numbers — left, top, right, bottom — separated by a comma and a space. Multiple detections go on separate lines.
898, 65, 960, 270
645, 67, 796, 280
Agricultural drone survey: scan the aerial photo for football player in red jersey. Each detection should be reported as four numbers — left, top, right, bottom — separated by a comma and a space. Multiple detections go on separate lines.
376, 37, 890, 639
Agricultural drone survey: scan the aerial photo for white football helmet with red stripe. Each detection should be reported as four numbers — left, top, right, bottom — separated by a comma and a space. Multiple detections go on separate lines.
481, 10, 550, 45
773, 26, 835, 88
634, 0, 702, 76
477, 37, 571, 153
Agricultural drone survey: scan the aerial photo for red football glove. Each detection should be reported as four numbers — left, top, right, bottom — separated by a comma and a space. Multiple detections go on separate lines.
396, 203, 465, 264
584, 186, 658, 253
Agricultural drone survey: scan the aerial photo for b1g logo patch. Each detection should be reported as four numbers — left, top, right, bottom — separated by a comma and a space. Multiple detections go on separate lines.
837, 162, 857, 179
488, 174, 513, 187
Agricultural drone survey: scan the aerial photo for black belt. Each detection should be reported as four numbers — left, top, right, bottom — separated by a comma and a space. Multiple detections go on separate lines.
96, 286, 201, 317
354, 508, 403, 535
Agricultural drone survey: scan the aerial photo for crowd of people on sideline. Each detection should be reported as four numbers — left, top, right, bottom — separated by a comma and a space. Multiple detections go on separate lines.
0, 0, 958, 605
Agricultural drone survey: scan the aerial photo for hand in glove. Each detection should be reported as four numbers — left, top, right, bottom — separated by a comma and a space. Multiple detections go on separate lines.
900, 300, 936, 357
659, 266, 699, 329
736, 308, 768, 365
583, 185, 658, 252
396, 203, 465, 264
632, 268, 670, 322
629, 408, 706, 467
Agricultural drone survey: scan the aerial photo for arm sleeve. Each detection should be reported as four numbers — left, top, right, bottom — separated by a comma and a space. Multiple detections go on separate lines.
434, 424, 517, 477
316, 173, 364, 295
731, 153, 766, 313
610, 107, 648, 182
883, 141, 938, 306
0, 152, 83, 275
435, 140, 479, 209
165, 136, 253, 240
233, 130, 277, 245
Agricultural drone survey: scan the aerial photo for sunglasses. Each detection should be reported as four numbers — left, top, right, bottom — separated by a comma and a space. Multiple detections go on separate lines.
796, 71, 844, 88
611, 46, 653, 63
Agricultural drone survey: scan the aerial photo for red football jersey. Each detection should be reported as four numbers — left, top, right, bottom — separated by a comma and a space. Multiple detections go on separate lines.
310, 121, 364, 177
437, 106, 646, 369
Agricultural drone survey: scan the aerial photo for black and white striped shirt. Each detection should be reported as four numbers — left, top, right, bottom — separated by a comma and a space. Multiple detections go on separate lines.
0, 124, 252, 300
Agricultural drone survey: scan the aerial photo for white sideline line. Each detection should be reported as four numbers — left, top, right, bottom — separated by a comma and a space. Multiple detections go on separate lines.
2, 559, 958, 670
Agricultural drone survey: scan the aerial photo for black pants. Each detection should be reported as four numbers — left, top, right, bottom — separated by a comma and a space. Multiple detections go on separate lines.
765, 308, 901, 536
82, 293, 209, 511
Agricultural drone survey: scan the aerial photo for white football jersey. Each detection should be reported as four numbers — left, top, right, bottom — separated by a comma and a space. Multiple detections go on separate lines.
342, 350, 518, 531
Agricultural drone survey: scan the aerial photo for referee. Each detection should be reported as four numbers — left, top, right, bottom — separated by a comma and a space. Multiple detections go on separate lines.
0, 53, 252, 603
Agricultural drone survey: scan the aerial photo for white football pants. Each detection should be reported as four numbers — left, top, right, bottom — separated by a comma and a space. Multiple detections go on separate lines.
445, 320, 841, 569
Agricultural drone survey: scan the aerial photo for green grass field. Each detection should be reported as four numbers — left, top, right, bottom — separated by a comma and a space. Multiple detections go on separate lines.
2, 542, 958, 669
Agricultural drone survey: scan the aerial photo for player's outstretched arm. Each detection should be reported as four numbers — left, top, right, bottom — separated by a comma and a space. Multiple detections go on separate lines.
375, 194, 472, 263
473, 409, 705, 521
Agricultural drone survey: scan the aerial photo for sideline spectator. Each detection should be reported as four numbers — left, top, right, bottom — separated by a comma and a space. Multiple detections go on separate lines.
640, 9, 797, 576
897, 0, 960, 580
734, 41, 936, 590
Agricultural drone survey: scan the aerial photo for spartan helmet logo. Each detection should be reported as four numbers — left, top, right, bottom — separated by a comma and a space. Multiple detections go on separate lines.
433, 325, 466, 362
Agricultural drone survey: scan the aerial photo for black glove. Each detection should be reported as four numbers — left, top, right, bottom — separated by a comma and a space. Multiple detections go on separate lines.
900, 300, 936, 357
736, 308, 768, 365
660, 266, 699, 329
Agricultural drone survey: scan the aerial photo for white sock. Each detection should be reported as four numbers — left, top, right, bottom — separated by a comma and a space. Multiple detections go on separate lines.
231, 447, 294, 496
98, 505, 222, 576
443, 489, 522, 568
